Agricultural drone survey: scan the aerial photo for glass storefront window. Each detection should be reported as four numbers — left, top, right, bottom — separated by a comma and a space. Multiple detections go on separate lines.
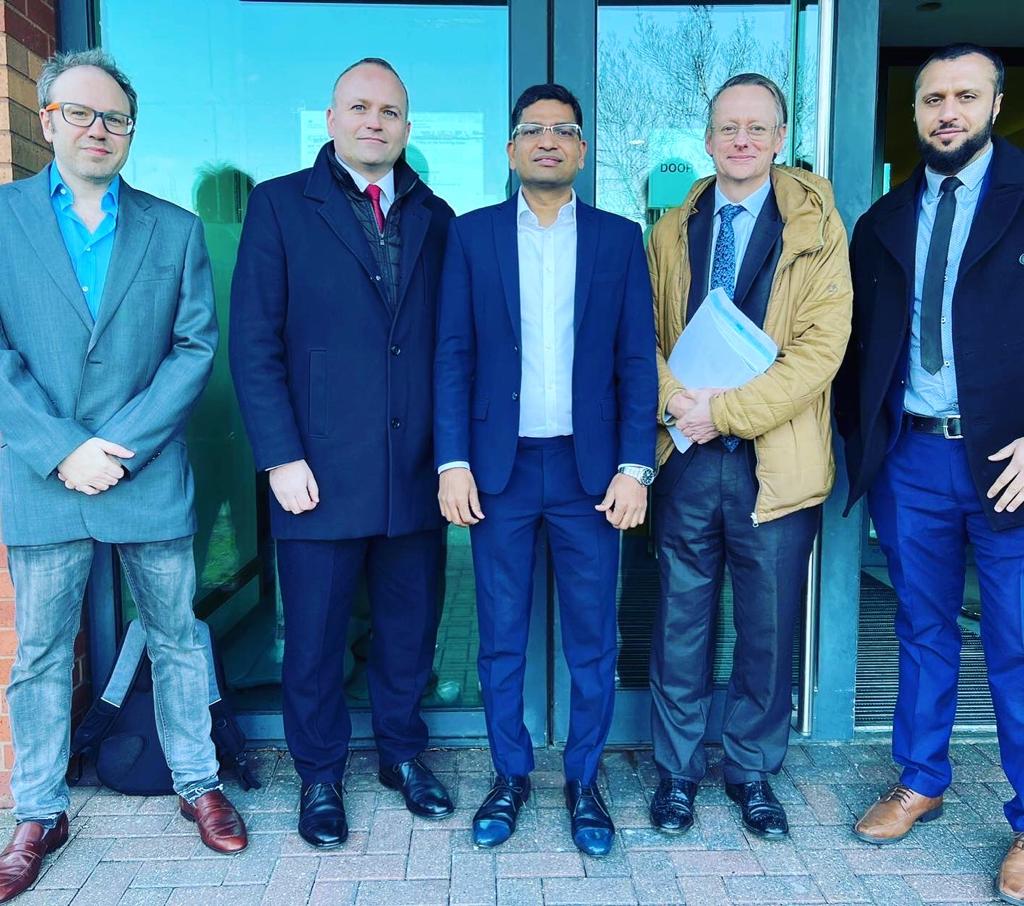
101, 0, 510, 712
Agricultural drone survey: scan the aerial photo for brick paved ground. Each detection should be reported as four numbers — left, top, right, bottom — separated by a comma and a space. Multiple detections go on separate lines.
8, 739, 1015, 905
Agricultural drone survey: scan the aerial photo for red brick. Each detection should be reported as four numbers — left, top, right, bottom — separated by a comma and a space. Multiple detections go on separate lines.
24, 0, 53, 34
0, 600, 14, 629
0, 571, 12, 600
1, 7, 48, 58
0, 633, 16, 659
0, 658, 13, 686
0, 545, 7, 568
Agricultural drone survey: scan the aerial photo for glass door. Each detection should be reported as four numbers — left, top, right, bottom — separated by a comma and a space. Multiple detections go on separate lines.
552, 0, 832, 746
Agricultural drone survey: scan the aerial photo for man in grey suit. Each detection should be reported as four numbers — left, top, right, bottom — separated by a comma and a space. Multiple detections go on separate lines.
0, 50, 247, 902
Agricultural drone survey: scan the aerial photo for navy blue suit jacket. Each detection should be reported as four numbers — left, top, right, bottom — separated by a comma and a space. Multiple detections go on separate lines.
434, 194, 658, 497
230, 144, 454, 540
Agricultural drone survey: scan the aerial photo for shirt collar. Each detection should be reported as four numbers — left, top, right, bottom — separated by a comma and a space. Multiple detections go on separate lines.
335, 153, 395, 205
925, 142, 993, 199
714, 177, 771, 221
49, 162, 120, 215
517, 188, 577, 228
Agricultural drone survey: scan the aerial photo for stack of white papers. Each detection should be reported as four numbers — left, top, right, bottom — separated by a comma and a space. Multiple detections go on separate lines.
667, 287, 779, 454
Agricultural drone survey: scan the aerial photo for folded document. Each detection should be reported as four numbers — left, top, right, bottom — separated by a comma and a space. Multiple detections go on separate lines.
667, 287, 779, 454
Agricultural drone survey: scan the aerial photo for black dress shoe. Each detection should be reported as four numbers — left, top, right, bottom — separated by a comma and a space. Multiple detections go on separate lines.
379, 756, 454, 819
298, 781, 348, 848
472, 775, 531, 848
650, 778, 698, 834
565, 780, 615, 857
726, 780, 789, 840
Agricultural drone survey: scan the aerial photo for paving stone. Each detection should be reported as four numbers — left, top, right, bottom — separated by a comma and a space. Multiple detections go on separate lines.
625, 851, 679, 905
166, 886, 267, 905
858, 874, 926, 905
308, 880, 358, 905
796, 784, 856, 825
582, 846, 631, 878
77, 815, 173, 838
129, 858, 230, 888
841, 844, 983, 875
366, 807, 413, 853
354, 879, 450, 904
102, 835, 196, 861
497, 877, 544, 906
117, 890, 172, 906
406, 828, 452, 879
669, 849, 764, 876
748, 840, 808, 874
13, 892, 75, 906
904, 872, 1001, 902
260, 854, 319, 906
677, 875, 729, 905
797, 848, 871, 903
541, 877, 638, 905
620, 826, 708, 851
497, 851, 584, 878
451, 851, 497, 905
314, 853, 406, 881
724, 873, 826, 903
77, 796, 145, 817
36, 838, 115, 889
221, 832, 286, 885
136, 796, 179, 815
66, 860, 138, 905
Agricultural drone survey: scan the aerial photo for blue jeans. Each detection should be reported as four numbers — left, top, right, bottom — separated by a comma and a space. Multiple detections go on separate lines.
869, 430, 1024, 832
6, 536, 221, 821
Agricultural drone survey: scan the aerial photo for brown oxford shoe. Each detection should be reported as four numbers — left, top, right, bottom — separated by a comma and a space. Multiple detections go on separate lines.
996, 832, 1024, 905
179, 790, 248, 854
853, 784, 943, 844
0, 813, 68, 903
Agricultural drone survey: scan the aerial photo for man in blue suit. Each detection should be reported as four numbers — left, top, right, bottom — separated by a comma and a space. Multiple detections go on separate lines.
435, 84, 658, 856
0, 50, 247, 901
835, 44, 1024, 902
230, 58, 455, 848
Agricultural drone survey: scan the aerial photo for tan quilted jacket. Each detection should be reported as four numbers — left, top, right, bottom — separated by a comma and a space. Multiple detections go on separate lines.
647, 166, 853, 524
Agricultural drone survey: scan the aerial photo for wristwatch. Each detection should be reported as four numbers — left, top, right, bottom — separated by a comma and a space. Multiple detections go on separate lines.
618, 464, 655, 486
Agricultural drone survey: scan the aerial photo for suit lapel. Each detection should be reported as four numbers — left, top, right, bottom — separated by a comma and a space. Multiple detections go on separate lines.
871, 174, 921, 287
89, 183, 156, 350
396, 200, 429, 310
8, 169, 94, 331
686, 191, 714, 321
733, 190, 782, 311
957, 183, 1024, 279
573, 201, 598, 335
493, 195, 521, 343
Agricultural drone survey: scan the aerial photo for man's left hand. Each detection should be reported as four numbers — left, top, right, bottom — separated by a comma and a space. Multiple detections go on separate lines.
595, 473, 648, 530
987, 436, 1024, 513
678, 388, 724, 444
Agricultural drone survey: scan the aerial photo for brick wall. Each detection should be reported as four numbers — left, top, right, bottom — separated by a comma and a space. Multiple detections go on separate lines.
0, 0, 86, 811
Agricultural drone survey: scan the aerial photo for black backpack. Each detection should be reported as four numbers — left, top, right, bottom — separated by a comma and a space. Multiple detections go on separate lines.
70, 619, 261, 795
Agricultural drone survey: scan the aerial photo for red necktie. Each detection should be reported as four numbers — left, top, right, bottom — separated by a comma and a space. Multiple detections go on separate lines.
364, 184, 385, 233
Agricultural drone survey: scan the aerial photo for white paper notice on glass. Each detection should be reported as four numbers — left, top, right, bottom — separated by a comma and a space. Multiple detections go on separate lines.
667, 287, 779, 454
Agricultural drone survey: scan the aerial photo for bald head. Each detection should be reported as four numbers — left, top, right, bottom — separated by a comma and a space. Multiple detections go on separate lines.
331, 58, 408, 115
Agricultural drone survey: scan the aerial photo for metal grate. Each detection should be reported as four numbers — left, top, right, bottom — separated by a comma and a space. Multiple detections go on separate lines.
855, 570, 995, 728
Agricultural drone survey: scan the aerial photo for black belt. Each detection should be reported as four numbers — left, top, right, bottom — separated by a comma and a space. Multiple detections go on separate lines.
906, 413, 962, 439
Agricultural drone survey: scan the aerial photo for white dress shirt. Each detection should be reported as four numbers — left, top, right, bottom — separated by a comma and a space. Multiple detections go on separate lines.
336, 153, 395, 217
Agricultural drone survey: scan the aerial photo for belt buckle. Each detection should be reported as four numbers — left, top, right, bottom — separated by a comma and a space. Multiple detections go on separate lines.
943, 417, 962, 440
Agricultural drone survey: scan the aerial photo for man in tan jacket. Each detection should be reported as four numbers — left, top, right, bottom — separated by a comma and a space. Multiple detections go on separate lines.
646, 73, 852, 841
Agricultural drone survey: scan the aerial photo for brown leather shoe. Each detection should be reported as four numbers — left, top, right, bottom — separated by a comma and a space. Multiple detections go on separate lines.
0, 814, 68, 903
996, 832, 1024, 905
179, 790, 248, 854
853, 784, 943, 844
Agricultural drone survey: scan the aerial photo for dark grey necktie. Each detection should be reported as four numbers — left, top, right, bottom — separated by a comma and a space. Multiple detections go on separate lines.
920, 176, 962, 375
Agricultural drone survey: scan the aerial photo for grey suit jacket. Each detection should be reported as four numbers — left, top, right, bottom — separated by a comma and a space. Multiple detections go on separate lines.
0, 167, 218, 545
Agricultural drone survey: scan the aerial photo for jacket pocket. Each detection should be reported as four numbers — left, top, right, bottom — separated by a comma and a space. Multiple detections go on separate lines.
472, 398, 489, 421
308, 350, 328, 437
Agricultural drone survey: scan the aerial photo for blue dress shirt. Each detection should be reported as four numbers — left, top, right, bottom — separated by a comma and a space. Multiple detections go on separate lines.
905, 145, 993, 418
708, 178, 772, 294
49, 162, 120, 321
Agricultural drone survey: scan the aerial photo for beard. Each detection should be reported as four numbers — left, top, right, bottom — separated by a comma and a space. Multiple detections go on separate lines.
917, 114, 994, 176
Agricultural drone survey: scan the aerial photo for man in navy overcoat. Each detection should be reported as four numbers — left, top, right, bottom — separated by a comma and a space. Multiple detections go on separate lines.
434, 83, 657, 856
230, 58, 455, 847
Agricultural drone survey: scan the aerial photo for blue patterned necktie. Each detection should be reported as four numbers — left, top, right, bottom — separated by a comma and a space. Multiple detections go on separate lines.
711, 204, 744, 452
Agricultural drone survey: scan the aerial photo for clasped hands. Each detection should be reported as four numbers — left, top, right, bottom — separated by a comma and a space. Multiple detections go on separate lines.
667, 387, 727, 444
57, 437, 134, 495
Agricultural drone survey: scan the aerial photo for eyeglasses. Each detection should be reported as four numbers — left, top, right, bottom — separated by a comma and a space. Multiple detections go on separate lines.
43, 102, 135, 136
711, 123, 776, 142
511, 122, 582, 141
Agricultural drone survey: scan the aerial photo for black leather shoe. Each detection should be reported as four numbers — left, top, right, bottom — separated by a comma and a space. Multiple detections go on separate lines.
298, 781, 348, 848
472, 775, 531, 848
650, 778, 698, 834
565, 780, 615, 857
379, 756, 454, 819
726, 780, 789, 840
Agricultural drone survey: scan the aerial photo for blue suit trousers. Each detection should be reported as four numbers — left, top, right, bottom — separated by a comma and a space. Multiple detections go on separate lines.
470, 436, 619, 784
869, 430, 1024, 831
